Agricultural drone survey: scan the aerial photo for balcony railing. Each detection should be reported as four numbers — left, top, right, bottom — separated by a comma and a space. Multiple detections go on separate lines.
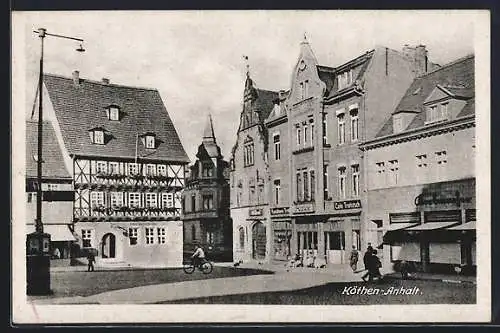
74, 205, 180, 222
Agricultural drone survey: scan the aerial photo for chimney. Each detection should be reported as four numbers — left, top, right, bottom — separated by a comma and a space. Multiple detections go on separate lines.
102, 78, 110, 84
72, 70, 80, 86
402, 44, 428, 77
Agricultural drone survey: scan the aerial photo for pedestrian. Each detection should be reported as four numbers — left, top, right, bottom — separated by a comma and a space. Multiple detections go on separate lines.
87, 251, 96, 272
349, 245, 359, 272
361, 243, 374, 281
370, 250, 383, 281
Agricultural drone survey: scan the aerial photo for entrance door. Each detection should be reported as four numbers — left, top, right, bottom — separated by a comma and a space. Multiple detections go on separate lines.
101, 233, 116, 259
252, 222, 266, 260
325, 231, 345, 264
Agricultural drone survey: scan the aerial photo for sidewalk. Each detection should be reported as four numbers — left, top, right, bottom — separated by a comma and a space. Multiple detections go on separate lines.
383, 271, 476, 284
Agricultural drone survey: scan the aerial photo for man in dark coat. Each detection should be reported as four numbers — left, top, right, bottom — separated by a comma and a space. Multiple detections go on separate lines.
361, 243, 374, 281
87, 251, 96, 272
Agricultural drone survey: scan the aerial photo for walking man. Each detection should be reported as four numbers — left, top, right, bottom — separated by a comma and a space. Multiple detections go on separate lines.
87, 251, 96, 272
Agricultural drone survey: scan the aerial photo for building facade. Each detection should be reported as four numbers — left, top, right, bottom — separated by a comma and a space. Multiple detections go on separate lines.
39, 71, 189, 268
267, 38, 439, 265
182, 115, 232, 262
26, 120, 75, 261
362, 55, 475, 274
230, 72, 279, 263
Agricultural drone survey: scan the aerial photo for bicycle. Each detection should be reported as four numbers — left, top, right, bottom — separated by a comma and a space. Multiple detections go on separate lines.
183, 258, 213, 274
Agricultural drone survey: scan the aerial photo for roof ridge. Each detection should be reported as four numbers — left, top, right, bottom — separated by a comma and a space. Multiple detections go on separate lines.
327, 49, 376, 71
44, 73, 158, 92
414, 54, 474, 78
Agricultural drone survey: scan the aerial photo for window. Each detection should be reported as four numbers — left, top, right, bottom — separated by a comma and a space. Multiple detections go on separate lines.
303, 124, 308, 146
81, 229, 93, 248
338, 69, 353, 90
109, 162, 119, 174
110, 192, 123, 207
157, 227, 166, 244
145, 227, 155, 245
161, 193, 174, 208
300, 80, 309, 100
108, 106, 120, 121
323, 165, 329, 200
206, 231, 215, 244
388, 160, 399, 185
350, 109, 359, 141
91, 191, 105, 208
145, 193, 157, 208
310, 121, 315, 144
274, 179, 281, 205
96, 161, 107, 174
145, 135, 155, 149
244, 141, 254, 167
376, 162, 386, 187
129, 192, 141, 208
92, 130, 104, 145
352, 164, 360, 197
310, 170, 315, 201
128, 163, 139, 175
296, 126, 302, 146
273, 134, 281, 160
296, 172, 302, 202
338, 167, 346, 199
322, 113, 328, 145
427, 103, 448, 123
157, 165, 167, 176
202, 164, 214, 177
239, 227, 245, 249
128, 228, 138, 246
203, 195, 214, 210
191, 194, 196, 212
416, 154, 428, 168
46, 183, 59, 191
146, 164, 156, 176
303, 170, 309, 201
337, 114, 345, 144
436, 151, 447, 179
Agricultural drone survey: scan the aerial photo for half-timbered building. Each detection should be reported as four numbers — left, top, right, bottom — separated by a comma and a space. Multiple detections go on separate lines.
40, 71, 189, 268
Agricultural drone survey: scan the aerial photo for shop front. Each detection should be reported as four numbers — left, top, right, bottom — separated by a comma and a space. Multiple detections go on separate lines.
270, 207, 291, 261
373, 178, 476, 274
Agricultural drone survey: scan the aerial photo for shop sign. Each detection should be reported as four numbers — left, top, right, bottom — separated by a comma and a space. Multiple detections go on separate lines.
334, 200, 362, 210
294, 203, 315, 213
271, 207, 289, 215
249, 208, 263, 217
414, 191, 472, 207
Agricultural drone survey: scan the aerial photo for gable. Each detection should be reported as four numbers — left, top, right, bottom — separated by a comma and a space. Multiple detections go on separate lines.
424, 85, 452, 104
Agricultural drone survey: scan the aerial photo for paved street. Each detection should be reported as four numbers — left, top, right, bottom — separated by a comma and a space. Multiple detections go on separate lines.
28, 262, 475, 305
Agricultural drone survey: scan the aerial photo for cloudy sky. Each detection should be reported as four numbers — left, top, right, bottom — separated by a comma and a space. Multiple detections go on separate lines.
13, 10, 478, 162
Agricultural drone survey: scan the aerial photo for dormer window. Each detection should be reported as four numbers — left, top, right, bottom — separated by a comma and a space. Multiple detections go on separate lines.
106, 105, 121, 121
140, 132, 157, 149
89, 127, 107, 145
426, 102, 449, 124
146, 135, 155, 149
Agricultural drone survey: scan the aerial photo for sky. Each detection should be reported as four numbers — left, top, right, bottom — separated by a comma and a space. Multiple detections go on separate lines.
13, 10, 478, 163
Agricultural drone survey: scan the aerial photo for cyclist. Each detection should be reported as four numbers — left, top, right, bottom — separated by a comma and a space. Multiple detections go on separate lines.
191, 244, 206, 268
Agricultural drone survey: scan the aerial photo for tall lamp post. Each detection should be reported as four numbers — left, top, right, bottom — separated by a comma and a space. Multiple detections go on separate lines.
26, 28, 85, 295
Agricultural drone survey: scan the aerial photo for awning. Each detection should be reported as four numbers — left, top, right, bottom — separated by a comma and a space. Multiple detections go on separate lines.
26, 224, 76, 241
405, 221, 460, 231
447, 221, 476, 231
388, 223, 419, 231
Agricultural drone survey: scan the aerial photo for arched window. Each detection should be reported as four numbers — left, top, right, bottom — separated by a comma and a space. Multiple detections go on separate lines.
239, 227, 245, 249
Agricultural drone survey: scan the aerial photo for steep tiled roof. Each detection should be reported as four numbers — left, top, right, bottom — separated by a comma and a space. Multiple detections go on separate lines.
254, 88, 279, 123
375, 55, 474, 138
44, 74, 189, 163
26, 120, 71, 179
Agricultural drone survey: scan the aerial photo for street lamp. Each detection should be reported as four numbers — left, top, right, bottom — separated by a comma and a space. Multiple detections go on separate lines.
26, 28, 85, 296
